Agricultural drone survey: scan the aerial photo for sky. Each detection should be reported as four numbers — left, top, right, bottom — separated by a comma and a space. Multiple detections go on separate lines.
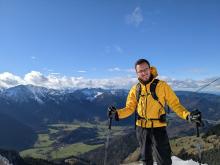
0, 0, 220, 91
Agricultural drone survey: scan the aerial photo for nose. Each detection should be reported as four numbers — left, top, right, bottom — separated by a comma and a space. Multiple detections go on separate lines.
141, 71, 148, 76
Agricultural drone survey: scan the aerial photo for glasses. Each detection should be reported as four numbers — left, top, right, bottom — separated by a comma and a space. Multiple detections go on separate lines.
137, 67, 150, 74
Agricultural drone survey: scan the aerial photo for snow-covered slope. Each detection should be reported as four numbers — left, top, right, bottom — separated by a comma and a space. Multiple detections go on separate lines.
0, 85, 126, 103
170, 156, 207, 165
0, 154, 12, 165
122, 156, 208, 165
0, 84, 58, 103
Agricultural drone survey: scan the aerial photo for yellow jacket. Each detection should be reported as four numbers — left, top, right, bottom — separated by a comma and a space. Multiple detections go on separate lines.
117, 67, 190, 128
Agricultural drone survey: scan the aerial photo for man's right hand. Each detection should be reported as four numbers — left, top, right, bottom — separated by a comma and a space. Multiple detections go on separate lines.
107, 106, 119, 121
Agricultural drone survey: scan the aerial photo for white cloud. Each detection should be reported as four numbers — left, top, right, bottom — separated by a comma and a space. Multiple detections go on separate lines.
108, 67, 121, 72
47, 69, 54, 72
105, 45, 124, 54
0, 71, 136, 89
50, 73, 60, 75
24, 71, 48, 85
31, 56, 36, 60
114, 45, 123, 53
176, 67, 206, 75
160, 76, 220, 92
108, 67, 135, 73
126, 7, 144, 27
187, 68, 205, 74
77, 70, 87, 73
0, 71, 220, 92
0, 72, 24, 88
125, 68, 135, 73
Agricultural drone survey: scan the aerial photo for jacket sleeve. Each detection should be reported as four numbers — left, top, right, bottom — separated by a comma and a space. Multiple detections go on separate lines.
117, 85, 137, 119
163, 82, 190, 120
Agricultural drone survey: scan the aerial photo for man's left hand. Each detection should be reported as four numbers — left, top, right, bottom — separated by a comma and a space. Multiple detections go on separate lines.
187, 109, 202, 125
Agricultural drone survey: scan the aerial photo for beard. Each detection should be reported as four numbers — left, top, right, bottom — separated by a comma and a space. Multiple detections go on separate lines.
138, 74, 153, 85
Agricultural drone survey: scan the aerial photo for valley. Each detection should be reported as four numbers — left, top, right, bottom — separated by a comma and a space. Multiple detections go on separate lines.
20, 121, 131, 160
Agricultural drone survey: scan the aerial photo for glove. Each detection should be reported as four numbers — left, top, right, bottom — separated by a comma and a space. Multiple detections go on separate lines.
187, 109, 202, 124
107, 106, 119, 121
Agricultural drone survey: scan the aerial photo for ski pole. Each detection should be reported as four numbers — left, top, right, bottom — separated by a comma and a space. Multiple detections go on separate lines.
196, 123, 200, 137
108, 116, 113, 130
104, 116, 112, 165
196, 122, 202, 165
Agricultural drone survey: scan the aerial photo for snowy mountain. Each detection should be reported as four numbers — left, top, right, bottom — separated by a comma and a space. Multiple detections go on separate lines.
0, 85, 130, 128
0, 85, 130, 109
0, 85, 127, 103
0, 84, 63, 103
0, 84, 220, 129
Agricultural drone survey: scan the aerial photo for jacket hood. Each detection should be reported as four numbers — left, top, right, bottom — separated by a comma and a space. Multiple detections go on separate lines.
150, 66, 158, 78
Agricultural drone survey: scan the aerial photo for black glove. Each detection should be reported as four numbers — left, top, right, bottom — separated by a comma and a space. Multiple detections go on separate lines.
187, 109, 202, 124
107, 106, 119, 121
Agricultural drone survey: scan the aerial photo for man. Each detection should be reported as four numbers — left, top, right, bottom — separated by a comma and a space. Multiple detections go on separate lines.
108, 59, 202, 165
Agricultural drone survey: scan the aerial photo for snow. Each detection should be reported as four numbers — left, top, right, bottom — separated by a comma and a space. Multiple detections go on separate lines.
110, 90, 116, 95
2, 85, 47, 103
80, 89, 104, 101
94, 92, 103, 98
1, 86, 119, 103
0, 154, 12, 165
171, 156, 207, 165
122, 156, 208, 165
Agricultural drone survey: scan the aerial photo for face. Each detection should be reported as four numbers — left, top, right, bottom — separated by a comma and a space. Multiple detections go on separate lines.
136, 62, 151, 82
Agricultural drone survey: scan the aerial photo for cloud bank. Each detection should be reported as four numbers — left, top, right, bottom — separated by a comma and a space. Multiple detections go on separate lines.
0, 71, 220, 92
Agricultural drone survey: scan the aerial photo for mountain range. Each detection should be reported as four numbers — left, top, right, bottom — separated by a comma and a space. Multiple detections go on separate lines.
0, 85, 128, 128
1, 85, 220, 125
0, 85, 220, 151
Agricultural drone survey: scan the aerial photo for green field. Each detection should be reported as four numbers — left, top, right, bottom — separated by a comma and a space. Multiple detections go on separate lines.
20, 122, 129, 160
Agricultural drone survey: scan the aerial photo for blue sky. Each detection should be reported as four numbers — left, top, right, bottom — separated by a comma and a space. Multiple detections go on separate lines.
0, 0, 220, 90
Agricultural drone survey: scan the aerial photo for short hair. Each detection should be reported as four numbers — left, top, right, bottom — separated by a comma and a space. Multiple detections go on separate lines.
135, 59, 150, 70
